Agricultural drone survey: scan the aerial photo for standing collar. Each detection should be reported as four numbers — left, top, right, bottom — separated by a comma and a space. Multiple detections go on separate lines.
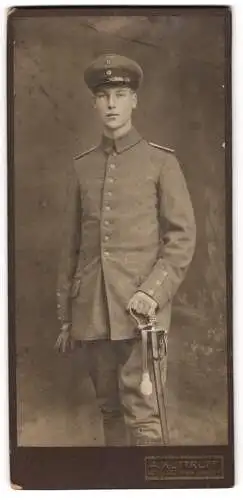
101, 127, 142, 154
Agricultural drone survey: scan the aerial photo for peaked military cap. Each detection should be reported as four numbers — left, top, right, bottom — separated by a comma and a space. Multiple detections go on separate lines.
84, 53, 143, 92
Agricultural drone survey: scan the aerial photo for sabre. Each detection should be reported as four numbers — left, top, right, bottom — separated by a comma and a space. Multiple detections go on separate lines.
129, 306, 170, 445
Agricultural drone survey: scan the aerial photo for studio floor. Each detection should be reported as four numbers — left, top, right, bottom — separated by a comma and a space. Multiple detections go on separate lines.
16, 321, 228, 447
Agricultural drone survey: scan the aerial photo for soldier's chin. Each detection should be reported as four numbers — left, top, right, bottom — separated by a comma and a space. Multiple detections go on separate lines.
105, 118, 120, 129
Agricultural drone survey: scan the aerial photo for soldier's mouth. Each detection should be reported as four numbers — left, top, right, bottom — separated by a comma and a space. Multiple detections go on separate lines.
106, 114, 119, 118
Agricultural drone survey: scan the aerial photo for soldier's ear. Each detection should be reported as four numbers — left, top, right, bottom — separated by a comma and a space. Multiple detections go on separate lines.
131, 91, 137, 110
92, 95, 97, 108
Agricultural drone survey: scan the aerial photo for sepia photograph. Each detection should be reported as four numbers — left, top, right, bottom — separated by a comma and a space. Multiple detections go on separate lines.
8, 6, 233, 489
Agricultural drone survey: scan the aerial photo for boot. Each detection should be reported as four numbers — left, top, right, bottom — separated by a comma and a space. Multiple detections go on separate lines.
128, 428, 163, 446
102, 411, 130, 446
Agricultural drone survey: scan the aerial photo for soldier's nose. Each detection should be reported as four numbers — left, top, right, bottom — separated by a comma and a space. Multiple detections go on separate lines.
107, 95, 116, 109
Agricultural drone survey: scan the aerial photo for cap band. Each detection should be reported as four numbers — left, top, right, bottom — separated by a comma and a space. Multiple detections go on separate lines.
84, 54, 143, 91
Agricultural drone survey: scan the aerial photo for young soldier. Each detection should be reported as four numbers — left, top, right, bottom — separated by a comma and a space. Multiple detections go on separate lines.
55, 54, 196, 446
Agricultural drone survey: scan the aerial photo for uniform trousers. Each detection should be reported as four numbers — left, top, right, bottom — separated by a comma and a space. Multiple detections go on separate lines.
82, 337, 167, 446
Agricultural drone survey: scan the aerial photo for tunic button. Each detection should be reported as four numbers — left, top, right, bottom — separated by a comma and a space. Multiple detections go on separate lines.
104, 251, 109, 257
105, 206, 111, 211
104, 235, 109, 241
110, 164, 116, 169
148, 289, 154, 295
108, 178, 114, 183
156, 280, 162, 286
57, 304, 61, 309
104, 220, 109, 226
107, 191, 112, 196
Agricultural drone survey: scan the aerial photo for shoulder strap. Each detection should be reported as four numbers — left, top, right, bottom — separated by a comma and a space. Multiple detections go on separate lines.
149, 141, 175, 154
73, 145, 98, 161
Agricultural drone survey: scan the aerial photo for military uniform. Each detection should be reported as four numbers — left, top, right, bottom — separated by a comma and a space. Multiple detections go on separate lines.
57, 54, 196, 446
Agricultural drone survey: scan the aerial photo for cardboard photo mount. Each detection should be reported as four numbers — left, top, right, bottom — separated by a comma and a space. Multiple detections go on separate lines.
8, 6, 233, 489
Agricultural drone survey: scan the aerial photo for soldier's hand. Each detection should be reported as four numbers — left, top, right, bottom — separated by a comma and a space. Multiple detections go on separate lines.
54, 323, 74, 353
128, 291, 158, 318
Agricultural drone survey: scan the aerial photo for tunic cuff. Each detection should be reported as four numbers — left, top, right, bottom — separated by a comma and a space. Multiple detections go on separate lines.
138, 261, 172, 310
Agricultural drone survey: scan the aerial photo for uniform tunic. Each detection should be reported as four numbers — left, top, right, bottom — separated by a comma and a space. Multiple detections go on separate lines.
57, 127, 196, 341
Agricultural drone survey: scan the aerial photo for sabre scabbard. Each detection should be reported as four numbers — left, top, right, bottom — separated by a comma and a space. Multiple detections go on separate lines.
129, 307, 153, 396
129, 307, 170, 445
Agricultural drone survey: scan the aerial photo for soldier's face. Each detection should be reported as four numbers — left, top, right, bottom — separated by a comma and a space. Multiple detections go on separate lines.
94, 86, 137, 131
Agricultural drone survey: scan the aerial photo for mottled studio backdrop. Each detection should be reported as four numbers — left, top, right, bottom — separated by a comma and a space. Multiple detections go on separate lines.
12, 11, 228, 445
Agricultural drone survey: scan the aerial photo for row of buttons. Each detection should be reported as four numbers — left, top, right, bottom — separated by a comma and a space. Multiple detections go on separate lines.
56, 290, 61, 314
101, 158, 117, 257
